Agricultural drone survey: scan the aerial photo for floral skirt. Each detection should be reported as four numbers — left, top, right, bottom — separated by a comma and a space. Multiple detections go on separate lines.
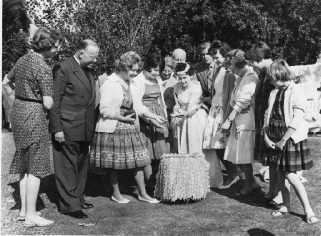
90, 121, 151, 170
10, 99, 51, 177
263, 119, 313, 172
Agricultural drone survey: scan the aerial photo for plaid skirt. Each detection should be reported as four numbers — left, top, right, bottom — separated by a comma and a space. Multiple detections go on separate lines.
263, 118, 313, 172
90, 121, 151, 170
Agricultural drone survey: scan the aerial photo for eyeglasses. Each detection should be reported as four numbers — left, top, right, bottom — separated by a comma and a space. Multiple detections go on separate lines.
83, 51, 98, 61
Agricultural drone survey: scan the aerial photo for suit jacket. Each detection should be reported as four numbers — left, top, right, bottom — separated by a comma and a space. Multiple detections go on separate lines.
49, 57, 96, 141
195, 62, 218, 112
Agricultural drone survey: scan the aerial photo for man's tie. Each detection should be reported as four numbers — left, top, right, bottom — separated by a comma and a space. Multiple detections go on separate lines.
207, 66, 214, 93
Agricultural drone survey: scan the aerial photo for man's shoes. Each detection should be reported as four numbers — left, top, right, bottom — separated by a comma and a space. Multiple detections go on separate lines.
64, 210, 88, 219
81, 203, 94, 210
218, 176, 240, 189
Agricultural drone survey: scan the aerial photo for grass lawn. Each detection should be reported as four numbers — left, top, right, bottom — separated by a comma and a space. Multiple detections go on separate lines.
1, 129, 321, 235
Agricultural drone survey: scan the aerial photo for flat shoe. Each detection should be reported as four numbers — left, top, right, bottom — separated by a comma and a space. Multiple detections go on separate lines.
18, 211, 41, 221
307, 215, 319, 224
272, 206, 288, 217
111, 195, 130, 204
138, 195, 159, 204
23, 216, 54, 227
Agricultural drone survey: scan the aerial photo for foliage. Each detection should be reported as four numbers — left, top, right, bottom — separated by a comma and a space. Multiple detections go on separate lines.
2, 0, 31, 77
3, 0, 321, 77
27, 0, 161, 74
152, 0, 321, 65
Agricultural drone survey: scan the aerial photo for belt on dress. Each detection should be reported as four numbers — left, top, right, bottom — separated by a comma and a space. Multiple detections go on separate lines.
16, 96, 42, 104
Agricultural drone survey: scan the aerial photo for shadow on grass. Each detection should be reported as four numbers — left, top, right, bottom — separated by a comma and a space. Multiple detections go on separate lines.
247, 228, 275, 235
211, 177, 270, 209
8, 174, 57, 212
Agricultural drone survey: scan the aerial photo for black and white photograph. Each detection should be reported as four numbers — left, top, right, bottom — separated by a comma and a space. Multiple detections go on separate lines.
1, 0, 321, 235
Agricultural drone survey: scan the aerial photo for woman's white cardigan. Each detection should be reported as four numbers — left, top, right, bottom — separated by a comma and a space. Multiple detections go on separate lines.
95, 73, 147, 133
132, 72, 167, 118
264, 81, 308, 143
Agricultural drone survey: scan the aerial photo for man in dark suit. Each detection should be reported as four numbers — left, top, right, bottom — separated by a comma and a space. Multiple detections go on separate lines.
49, 39, 99, 219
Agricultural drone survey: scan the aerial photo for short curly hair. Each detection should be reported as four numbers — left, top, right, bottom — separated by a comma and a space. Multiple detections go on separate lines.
227, 49, 247, 69
31, 27, 63, 52
114, 51, 142, 73
159, 56, 176, 72
210, 40, 232, 58
175, 62, 195, 76
244, 41, 271, 62
267, 59, 293, 82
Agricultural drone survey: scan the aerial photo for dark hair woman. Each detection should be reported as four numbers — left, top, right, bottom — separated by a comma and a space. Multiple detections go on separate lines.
132, 52, 170, 190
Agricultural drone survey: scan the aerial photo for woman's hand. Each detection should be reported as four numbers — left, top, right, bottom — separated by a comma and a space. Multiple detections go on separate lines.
264, 135, 275, 149
221, 120, 231, 131
275, 139, 286, 150
153, 115, 165, 124
150, 117, 167, 131
122, 113, 135, 123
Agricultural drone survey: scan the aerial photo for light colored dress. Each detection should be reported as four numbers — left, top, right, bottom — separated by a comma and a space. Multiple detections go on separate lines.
224, 67, 259, 164
174, 81, 223, 187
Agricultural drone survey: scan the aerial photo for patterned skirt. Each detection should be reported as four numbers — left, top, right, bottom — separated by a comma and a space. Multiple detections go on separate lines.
90, 121, 151, 170
263, 118, 313, 172
10, 99, 51, 177
139, 100, 170, 160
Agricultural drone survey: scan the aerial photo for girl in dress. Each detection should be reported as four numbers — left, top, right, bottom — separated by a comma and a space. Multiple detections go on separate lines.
264, 60, 318, 224
132, 53, 170, 189
90, 51, 158, 204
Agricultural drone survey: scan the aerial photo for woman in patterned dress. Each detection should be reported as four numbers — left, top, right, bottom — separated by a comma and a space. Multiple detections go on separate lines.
264, 60, 318, 224
90, 51, 159, 204
2, 28, 62, 227
132, 53, 170, 189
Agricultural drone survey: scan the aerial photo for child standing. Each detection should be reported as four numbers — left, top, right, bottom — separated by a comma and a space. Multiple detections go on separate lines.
264, 59, 319, 224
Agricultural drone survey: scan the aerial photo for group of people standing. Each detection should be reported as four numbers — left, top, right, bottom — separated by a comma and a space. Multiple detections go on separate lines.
2, 26, 320, 227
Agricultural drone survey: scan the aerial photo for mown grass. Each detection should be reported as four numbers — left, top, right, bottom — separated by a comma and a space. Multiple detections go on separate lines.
1, 129, 321, 235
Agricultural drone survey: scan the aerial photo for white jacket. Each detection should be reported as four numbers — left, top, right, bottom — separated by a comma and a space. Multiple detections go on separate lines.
132, 72, 167, 118
95, 73, 146, 133
264, 81, 308, 143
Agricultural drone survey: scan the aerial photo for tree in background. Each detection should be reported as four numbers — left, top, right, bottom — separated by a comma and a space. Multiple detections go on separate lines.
2, 0, 31, 77
3, 0, 321, 77
152, 0, 321, 65
27, 0, 161, 74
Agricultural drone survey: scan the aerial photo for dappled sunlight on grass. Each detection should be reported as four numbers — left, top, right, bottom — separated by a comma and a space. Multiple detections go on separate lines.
1, 130, 321, 235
